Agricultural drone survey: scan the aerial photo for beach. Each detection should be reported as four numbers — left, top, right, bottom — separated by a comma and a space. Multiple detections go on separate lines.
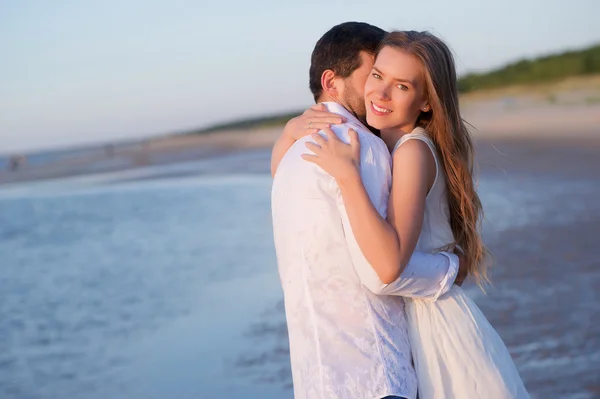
2, 75, 600, 186
0, 86, 599, 398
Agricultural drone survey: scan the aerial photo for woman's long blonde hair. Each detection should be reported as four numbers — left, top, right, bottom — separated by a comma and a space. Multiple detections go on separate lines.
380, 31, 491, 285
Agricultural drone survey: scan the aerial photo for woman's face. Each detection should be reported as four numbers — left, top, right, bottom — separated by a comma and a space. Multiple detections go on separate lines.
364, 46, 429, 132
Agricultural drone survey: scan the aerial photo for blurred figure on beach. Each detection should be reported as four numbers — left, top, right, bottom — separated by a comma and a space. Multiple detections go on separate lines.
8, 154, 26, 171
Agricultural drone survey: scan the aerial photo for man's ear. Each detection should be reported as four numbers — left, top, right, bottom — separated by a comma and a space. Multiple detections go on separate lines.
320, 69, 341, 98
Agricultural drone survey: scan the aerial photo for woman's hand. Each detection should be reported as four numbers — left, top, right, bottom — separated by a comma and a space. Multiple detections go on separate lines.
283, 103, 345, 141
271, 104, 345, 176
302, 127, 361, 182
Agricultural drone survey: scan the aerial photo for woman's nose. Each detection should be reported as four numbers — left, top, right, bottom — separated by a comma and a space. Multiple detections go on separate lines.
375, 85, 391, 101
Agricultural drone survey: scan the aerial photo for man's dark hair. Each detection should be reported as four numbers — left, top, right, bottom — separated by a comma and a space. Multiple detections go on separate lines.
309, 22, 386, 102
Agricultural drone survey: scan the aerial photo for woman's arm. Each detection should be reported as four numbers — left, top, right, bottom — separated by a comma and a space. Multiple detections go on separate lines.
271, 131, 297, 177
303, 130, 435, 283
270, 104, 345, 177
385, 139, 436, 271
336, 168, 401, 283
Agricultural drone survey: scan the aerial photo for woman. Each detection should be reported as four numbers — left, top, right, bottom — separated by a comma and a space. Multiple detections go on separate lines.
280, 31, 530, 398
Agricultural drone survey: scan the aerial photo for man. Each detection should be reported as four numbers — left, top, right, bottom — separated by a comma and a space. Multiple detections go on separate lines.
271, 22, 462, 399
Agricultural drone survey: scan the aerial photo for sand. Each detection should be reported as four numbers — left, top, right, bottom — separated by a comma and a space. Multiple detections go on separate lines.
1, 101, 598, 187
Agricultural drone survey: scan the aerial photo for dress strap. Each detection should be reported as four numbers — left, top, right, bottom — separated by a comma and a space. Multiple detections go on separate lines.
392, 127, 440, 195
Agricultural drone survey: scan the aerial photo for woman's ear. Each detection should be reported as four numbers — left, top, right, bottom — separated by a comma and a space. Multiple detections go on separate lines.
320, 69, 340, 98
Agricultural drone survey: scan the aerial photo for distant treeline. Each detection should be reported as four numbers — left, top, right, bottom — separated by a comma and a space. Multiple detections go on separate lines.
458, 44, 600, 92
191, 44, 600, 134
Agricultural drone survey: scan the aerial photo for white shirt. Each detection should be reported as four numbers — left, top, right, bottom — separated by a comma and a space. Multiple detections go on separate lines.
271, 102, 458, 399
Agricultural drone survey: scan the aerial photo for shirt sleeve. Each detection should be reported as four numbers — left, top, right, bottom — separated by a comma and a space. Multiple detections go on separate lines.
335, 131, 458, 301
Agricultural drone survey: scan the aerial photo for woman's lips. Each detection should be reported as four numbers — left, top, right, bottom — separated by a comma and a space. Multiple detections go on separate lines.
370, 101, 392, 116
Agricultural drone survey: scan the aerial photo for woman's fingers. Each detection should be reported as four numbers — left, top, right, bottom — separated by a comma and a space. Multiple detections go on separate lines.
304, 121, 333, 130
301, 153, 320, 165
348, 128, 360, 147
348, 128, 361, 165
305, 115, 345, 127
304, 106, 328, 117
330, 115, 346, 124
302, 107, 345, 124
305, 141, 322, 154
310, 133, 327, 146
318, 113, 345, 123
323, 127, 338, 142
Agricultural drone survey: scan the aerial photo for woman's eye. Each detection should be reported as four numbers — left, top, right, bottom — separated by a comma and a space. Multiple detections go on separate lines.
397, 84, 409, 91
372, 73, 382, 79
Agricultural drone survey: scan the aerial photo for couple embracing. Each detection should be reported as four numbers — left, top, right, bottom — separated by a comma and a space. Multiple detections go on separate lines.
271, 22, 530, 399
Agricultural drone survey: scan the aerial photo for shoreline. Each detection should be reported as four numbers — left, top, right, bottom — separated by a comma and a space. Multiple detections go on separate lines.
1, 99, 598, 187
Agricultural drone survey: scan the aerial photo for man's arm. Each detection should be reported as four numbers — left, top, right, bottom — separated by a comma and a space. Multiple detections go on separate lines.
370, 251, 459, 300
336, 133, 457, 300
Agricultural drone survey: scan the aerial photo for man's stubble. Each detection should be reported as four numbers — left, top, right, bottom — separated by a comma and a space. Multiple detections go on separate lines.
342, 77, 380, 136
342, 77, 367, 125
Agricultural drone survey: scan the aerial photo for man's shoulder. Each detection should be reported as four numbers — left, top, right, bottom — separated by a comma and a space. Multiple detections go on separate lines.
336, 122, 384, 144
340, 123, 389, 158
279, 122, 388, 168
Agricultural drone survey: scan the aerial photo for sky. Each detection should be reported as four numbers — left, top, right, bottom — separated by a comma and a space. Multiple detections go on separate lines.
1, 0, 599, 153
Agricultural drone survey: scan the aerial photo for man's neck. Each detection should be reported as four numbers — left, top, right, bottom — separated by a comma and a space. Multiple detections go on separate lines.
317, 95, 368, 126
318, 96, 378, 136
317, 94, 347, 111
319, 101, 363, 129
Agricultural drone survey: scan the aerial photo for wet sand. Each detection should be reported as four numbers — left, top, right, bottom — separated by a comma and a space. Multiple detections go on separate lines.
230, 135, 600, 398
484, 212, 600, 396
477, 138, 600, 397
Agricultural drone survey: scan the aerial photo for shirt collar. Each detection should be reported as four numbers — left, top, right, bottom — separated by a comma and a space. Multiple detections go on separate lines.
320, 102, 370, 131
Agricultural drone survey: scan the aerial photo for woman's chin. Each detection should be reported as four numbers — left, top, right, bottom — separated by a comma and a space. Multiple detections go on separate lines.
366, 115, 386, 131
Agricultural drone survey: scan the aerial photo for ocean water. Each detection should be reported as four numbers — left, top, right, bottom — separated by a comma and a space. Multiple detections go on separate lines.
1, 150, 599, 399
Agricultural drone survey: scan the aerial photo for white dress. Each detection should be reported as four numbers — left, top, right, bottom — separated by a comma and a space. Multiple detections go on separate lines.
395, 130, 531, 399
